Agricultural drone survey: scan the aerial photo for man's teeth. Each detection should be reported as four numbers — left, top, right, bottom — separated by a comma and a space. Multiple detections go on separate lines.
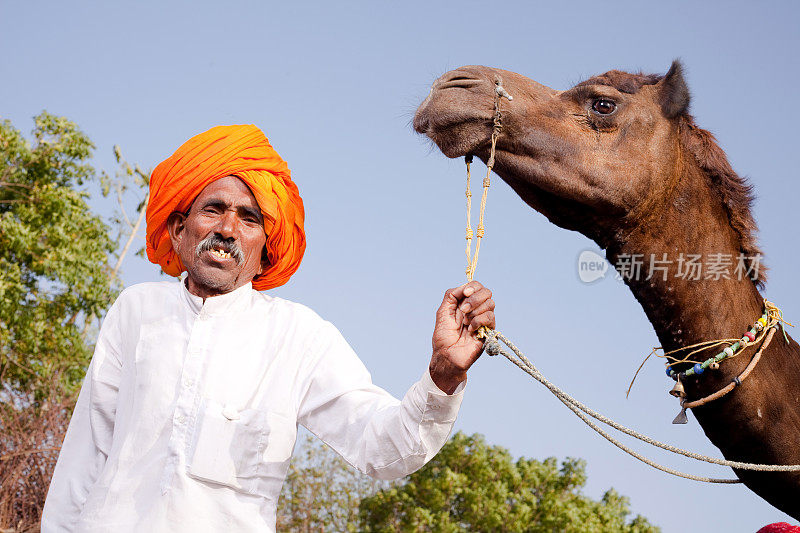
210, 248, 231, 259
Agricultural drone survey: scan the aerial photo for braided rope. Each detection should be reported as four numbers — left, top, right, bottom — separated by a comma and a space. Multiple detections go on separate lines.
465, 84, 503, 282
481, 329, 800, 482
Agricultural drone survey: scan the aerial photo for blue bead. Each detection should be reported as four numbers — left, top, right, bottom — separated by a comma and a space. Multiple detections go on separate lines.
666, 367, 673, 377
693, 363, 704, 375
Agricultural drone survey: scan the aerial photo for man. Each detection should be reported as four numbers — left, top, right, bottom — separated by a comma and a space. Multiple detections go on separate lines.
42, 125, 496, 532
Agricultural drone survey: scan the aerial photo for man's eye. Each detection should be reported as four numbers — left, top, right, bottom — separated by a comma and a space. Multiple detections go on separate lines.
591, 99, 617, 115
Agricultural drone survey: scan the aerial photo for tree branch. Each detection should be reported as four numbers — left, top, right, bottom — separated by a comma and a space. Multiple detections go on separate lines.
0, 447, 61, 462
112, 189, 149, 280
82, 189, 150, 336
116, 185, 133, 230
0, 181, 33, 190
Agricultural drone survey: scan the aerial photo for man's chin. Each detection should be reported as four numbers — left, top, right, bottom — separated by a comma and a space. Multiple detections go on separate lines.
186, 266, 241, 297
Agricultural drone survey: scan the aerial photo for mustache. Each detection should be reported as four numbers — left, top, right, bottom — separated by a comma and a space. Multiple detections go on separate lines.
195, 234, 245, 265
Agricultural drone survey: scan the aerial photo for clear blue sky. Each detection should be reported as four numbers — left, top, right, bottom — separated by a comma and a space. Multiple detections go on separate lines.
3, 1, 799, 529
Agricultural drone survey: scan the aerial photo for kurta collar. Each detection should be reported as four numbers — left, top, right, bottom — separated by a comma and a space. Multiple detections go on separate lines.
179, 273, 254, 316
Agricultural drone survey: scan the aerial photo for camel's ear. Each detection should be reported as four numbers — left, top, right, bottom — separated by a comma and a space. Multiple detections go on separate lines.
657, 60, 690, 118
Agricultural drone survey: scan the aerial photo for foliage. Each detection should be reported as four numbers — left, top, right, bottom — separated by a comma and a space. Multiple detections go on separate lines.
0, 112, 115, 396
358, 432, 660, 533
0, 112, 148, 399
278, 432, 659, 532
277, 434, 389, 532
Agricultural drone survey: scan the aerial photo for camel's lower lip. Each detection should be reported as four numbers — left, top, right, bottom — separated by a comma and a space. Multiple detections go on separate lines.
433, 131, 485, 159
415, 110, 491, 158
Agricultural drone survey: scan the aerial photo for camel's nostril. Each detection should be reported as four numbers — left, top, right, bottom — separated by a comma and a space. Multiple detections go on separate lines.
438, 79, 483, 90
435, 70, 485, 91
442, 70, 480, 82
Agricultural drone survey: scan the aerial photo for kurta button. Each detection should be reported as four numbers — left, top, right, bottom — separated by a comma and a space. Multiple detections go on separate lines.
222, 407, 240, 420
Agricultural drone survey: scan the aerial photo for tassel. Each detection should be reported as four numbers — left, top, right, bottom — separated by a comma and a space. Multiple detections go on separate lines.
672, 407, 689, 424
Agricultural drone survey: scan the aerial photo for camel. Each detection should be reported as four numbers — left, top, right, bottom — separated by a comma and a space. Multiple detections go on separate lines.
413, 61, 800, 518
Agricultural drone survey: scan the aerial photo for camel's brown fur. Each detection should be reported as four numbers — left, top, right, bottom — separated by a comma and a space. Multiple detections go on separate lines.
576, 65, 765, 287
414, 61, 798, 518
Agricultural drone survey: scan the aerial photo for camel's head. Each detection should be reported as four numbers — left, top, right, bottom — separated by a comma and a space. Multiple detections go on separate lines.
413, 62, 692, 244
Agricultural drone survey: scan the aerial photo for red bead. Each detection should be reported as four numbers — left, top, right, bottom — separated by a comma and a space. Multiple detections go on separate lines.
744, 331, 755, 342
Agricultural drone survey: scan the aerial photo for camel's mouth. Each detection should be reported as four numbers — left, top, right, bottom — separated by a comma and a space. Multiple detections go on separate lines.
416, 117, 493, 159
413, 69, 497, 158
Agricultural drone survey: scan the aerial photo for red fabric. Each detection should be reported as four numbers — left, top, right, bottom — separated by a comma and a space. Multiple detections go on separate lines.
758, 523, 800, 533
145, 125, 305, 290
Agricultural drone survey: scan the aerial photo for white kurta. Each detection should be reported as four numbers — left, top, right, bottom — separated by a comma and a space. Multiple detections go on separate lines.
42, 279, 464, 532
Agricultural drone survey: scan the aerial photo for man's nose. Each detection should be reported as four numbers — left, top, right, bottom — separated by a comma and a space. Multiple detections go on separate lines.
216, 209, 237, 237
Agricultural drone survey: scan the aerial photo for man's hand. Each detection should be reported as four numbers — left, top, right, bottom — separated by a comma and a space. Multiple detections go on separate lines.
429, 281, 496, 394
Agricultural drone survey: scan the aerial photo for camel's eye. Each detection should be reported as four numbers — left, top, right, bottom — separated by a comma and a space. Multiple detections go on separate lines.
592, 99, 617, 115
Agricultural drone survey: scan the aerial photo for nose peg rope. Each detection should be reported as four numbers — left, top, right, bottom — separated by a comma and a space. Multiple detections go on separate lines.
465, 80, 509, 284
458, 79, 800, 483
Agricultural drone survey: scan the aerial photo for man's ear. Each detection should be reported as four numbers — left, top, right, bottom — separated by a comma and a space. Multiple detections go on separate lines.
258, 245, 270, 276
167, 211, 188, 250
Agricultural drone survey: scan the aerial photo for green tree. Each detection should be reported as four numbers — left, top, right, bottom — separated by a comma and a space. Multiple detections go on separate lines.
358, 432, 659, 533
0, 112, 147, 398
277, 434, 389, 532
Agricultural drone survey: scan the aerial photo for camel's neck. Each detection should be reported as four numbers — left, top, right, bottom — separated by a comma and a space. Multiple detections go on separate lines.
607, 165, 800, 520
605, 163, 765, 360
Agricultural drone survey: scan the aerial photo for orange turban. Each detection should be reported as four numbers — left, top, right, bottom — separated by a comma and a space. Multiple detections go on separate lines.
145, 125, 306, 291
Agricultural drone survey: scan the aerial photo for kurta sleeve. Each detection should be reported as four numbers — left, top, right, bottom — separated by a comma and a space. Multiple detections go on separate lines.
41, 298, 124, 532
296, 321, 464, 480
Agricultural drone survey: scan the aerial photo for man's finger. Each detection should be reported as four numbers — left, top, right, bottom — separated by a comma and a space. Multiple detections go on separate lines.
438, 286, 466, 323
463, 280, 485, 297
438, 287, 459, 313
438, 282, 490, 325
462, 300, 495, 324
449, 280, 483, 302
468, 311, 496, 332
458, 287, 493, 314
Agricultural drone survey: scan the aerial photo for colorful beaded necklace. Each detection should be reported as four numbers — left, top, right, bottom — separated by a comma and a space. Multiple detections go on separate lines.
660, 301, 791, 424
665, 310, 771, 382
